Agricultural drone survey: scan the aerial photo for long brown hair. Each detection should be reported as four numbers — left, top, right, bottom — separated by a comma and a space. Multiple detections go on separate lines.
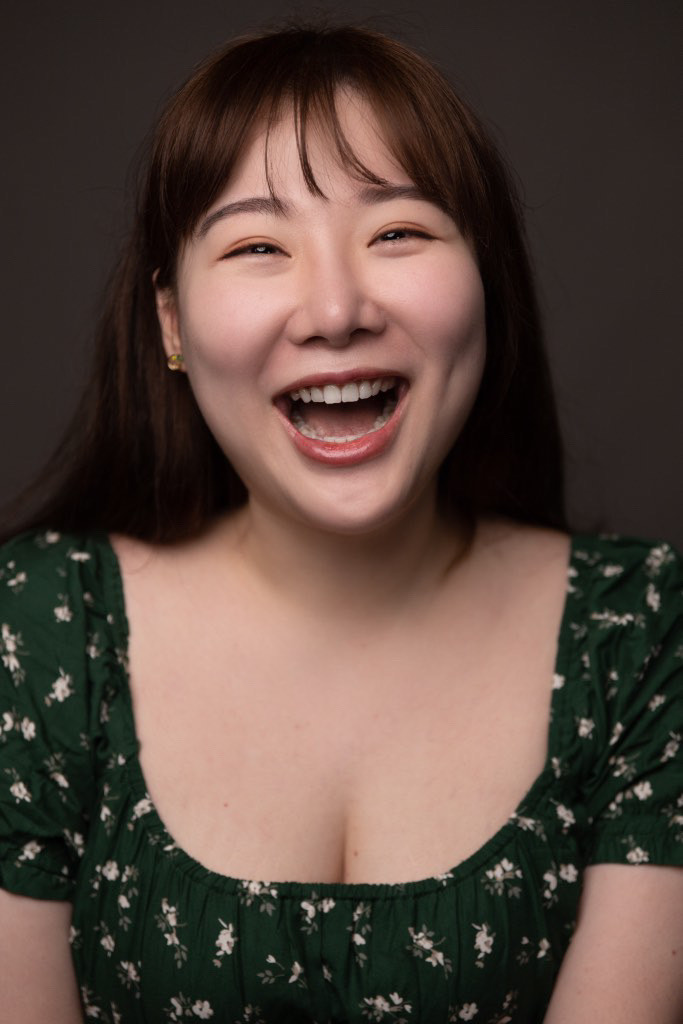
4, 23, 566, 542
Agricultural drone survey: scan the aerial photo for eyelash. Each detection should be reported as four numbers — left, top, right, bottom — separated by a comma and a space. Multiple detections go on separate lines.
222, 227, 433, 259
375, 228, 433, 244
223, 242, 281, 258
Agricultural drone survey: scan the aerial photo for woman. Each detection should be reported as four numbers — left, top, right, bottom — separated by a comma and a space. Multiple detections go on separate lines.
0, 23, 680, 1023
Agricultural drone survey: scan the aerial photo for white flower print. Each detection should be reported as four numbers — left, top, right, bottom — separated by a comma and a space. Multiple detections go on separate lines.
53, 595, 73, 623
552, 672, 565, 690
472, 922, 494, 967
361, 992, 412, 1021
515, 935, 533, 966
627, 846, 650, 864
348, 901, 372, 965
101, 860, 120, 881
608, 722, 624, 746
258, 955, 307, 989
0, 622, 26, 684
623, 836, 650, 863
537, 938, 551, 959
590, 608, 644, 629
542, 870, 558, 904
483, 858, 522, 898
407, 925, 452, 974
44, 669, 74, 706
577, 717, 595, 739
0, 710, 37, 745
555, 803, 576, 830
3, 565, 28, 592
601, 563, 624, 578
64, 830, 85, 858
45, 753, 70, 800
18, 839, 42, 861
117, 960, 141, 993
661, 732, 680, 763
192, 1002, 214, 1019
559, 863, 578, 883
632, 781, 653, 800
100, 933, 115, 955
238, 879, 279, 916
8, 776, 31, 804
164, 994, 214, 1020
434, 870, 454, 885
300, 892, 336, 933
645, 543, 674, 577
68, 549, 92, 562
609, 752, 638, 782
289, 961, 304, 984
648, 693, 666, 711
116, 865, 139, 930
646, 583, 661, 612
20, 716, 36, 740
156, 898, 188, 967
130, 796, 153, 822
213, 919, 237, 967
448, 1004, 479, 1021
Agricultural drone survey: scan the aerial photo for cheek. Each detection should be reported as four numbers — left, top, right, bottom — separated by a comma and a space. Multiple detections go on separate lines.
398, 254, 486, 368
177, 288, 267, 379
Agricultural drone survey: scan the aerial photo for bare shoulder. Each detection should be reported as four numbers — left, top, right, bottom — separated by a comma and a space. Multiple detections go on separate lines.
471, 517, 571, 589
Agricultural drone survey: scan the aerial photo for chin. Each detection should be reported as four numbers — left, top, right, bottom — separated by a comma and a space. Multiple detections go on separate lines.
274, 474, 430, 537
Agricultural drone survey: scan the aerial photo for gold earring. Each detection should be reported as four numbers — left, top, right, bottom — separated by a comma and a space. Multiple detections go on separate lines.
167, 352, 184, 371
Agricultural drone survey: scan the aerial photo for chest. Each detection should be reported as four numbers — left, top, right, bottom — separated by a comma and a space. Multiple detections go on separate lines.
127, 594, 558, 885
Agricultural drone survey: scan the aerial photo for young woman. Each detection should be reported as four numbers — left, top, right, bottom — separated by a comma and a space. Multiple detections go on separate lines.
0, 24, 680, 1023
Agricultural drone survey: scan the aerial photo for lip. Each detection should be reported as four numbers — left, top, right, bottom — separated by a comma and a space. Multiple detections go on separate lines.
274, 377, 409, 467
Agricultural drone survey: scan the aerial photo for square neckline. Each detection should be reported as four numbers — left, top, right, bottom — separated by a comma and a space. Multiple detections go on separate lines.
98, 530, 581, 900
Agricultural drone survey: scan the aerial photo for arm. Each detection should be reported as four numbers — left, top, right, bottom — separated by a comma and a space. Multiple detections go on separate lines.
0, 889, 83, 1022
544, 863, 683, 1023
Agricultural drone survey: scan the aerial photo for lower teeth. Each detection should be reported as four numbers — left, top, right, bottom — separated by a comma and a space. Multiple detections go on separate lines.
290, 397, 397, 443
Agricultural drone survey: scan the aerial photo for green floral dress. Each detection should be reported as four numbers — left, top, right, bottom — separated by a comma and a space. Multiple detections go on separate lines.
0, 530, 681, 1023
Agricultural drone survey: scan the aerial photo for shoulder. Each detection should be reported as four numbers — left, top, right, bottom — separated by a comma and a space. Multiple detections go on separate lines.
0, 530, 126, 898
556, 534, 682, 865
0, 530, 124, 679
569, 533, 681, 609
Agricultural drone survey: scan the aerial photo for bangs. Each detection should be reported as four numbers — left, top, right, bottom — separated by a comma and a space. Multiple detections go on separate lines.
149, 26, 494, 285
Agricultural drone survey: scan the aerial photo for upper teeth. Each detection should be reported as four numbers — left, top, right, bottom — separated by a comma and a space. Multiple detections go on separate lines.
289, 377, 396, 404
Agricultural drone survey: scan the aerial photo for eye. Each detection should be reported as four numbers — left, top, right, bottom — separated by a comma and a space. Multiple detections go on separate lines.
221, 241, 285, 259
374, 227, 433, 245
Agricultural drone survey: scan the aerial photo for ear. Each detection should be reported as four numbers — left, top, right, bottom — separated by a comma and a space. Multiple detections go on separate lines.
153, 271, 183, 362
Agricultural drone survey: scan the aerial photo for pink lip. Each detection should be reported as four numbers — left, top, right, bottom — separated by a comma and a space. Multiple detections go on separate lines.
275, 380, 408, 467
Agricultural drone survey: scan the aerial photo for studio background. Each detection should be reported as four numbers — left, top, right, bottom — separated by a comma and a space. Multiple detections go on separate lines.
3, 0, 681, 547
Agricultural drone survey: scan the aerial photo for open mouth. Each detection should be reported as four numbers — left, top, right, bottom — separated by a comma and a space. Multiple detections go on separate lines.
278, 375, 403, 443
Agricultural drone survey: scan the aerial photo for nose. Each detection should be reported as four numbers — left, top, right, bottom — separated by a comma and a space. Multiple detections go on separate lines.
284, 252, 386, 348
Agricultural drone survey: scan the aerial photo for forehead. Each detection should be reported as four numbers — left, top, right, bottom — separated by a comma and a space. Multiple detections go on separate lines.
218, 90, 411, 203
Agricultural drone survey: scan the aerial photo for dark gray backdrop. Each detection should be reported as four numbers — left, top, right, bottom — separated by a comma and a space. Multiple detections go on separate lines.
3, 0, 681, 546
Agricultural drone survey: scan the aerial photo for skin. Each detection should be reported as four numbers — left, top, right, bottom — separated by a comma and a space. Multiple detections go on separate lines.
2, 93, 681, 1019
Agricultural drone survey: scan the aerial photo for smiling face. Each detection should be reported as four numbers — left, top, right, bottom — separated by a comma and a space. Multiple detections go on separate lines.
156, 92, 487, 535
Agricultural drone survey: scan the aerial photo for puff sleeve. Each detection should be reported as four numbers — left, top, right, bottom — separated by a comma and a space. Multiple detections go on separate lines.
565, 537, 683, 867
0, 531, 113, 900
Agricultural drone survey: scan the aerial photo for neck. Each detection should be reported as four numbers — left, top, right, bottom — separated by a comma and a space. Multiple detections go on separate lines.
218, 491, 472, 624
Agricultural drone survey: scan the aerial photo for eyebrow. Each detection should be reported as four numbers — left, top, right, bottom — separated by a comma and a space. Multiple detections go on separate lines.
196, 183, 430, 239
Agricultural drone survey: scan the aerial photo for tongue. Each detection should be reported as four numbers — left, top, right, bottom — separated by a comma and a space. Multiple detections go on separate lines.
298, 395, 386, 437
